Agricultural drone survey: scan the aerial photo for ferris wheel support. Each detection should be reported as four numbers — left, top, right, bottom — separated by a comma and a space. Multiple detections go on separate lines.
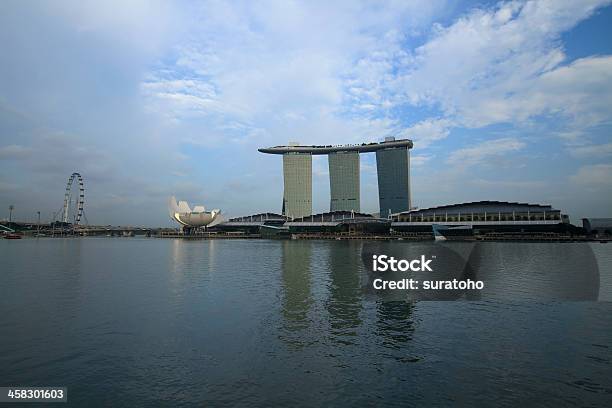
62, 172, 85, 225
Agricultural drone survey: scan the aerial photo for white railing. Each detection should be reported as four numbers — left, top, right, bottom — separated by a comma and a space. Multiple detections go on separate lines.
392, 220, 560, 226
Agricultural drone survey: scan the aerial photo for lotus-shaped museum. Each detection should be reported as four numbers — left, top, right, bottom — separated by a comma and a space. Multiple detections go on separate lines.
168, 196, 223, 228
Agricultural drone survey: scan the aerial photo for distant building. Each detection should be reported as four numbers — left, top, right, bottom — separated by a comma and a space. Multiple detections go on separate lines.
328, 151, 360, 212
214, 211, 390, 236
582, 218, 612, 236
168, 196, 222, 229
212, 202, 587, 239
285, 211, 390, 235
214, 213, 288, 234
376, 139, 411, 217
259, 137, 413, 217
282, 152, 312, 219
391, 201, 578, 235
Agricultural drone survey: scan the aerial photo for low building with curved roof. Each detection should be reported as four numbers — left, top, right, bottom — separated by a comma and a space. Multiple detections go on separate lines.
582, 218, 612, 235
391, 201, 580, 235
285, 211, 390, 235
214, 213, 288, 234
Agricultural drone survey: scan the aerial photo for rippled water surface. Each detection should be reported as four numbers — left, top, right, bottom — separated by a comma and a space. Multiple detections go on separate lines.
1, 238, 611, 407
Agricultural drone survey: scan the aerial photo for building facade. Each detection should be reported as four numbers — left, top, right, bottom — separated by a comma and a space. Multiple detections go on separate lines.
582, 218, 612, 235
389, 201, 580, 237
328, 151, 360, 212
393, 201, 566, 224
282, 153, 312, 219
259, 137, 413, 217
376, 145, 411, 217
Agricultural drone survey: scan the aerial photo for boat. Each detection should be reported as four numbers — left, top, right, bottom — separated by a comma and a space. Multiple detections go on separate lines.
4, 233, 22, 239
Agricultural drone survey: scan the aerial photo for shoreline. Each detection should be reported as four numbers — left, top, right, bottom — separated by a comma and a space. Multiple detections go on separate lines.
6, 232, 609, 243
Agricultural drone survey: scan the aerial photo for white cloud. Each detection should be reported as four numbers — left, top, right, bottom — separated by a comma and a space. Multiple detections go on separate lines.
140, 0, 612, 153
2, 1, 612, 224
384, 0, 612, 136
570, 143, 612, 158
49, 0, 184, 54
398, 118, 452, 148
410, 154, 433, 167
447, 138, 526, 167
570, 164, 612, 186
470, 179, 546, 189
141, 1, 447, 145
515, 56, 612, 128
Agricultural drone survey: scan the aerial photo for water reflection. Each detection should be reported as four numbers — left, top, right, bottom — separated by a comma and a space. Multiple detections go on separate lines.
375, 301, 416, 351
57, 238, 84, 310
169, 239, 217, 288
277, 241, 420, 352
279, 240, 313, 348
326, 242, 363, 344
473, 242, 600, 300
1, 239, 610, 406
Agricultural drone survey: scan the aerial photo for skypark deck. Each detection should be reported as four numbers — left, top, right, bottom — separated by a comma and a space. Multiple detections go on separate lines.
258, 138, 413, 155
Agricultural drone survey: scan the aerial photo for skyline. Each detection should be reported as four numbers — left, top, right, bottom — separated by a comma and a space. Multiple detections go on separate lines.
1, 0, 612, 226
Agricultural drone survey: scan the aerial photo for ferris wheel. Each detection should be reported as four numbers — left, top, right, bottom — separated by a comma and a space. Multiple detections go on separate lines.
62, 172, 85, 225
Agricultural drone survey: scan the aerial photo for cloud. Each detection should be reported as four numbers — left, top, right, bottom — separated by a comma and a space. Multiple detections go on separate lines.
470, 179, 546, 189
395, 0, 611, 123
0, 144, 33, 160
0, 180, 20, 193
141, 0, 447, 145
569, 142, 612, 158
570, 164, 612, 186
447, 138, 526, 167
142, 0, 612, 151
46, 0, 184, 54
398, 118, 452, 148
1, 1, 612, 224
510, 56, 612, 129
410, 154, 433, 167
23, 133, 116, 183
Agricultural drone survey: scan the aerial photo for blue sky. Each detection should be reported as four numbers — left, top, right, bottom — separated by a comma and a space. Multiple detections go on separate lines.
1, 0, 611, 226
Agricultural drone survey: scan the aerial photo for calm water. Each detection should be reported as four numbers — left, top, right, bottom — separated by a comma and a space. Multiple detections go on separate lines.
1, 238, 612, 407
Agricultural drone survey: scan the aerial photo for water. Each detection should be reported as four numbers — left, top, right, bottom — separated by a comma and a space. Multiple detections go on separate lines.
1, 238, 611, 407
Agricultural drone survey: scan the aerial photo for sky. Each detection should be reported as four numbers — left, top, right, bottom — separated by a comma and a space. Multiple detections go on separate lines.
1, 0, 611, 226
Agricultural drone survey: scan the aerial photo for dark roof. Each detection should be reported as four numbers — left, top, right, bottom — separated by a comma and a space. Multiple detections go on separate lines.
293, 211, 373, 222
399, 201, 558, 215
227, 213, 287, 222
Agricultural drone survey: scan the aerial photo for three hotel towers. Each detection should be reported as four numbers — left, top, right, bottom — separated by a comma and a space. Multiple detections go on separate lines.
259, 137, 413, 218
